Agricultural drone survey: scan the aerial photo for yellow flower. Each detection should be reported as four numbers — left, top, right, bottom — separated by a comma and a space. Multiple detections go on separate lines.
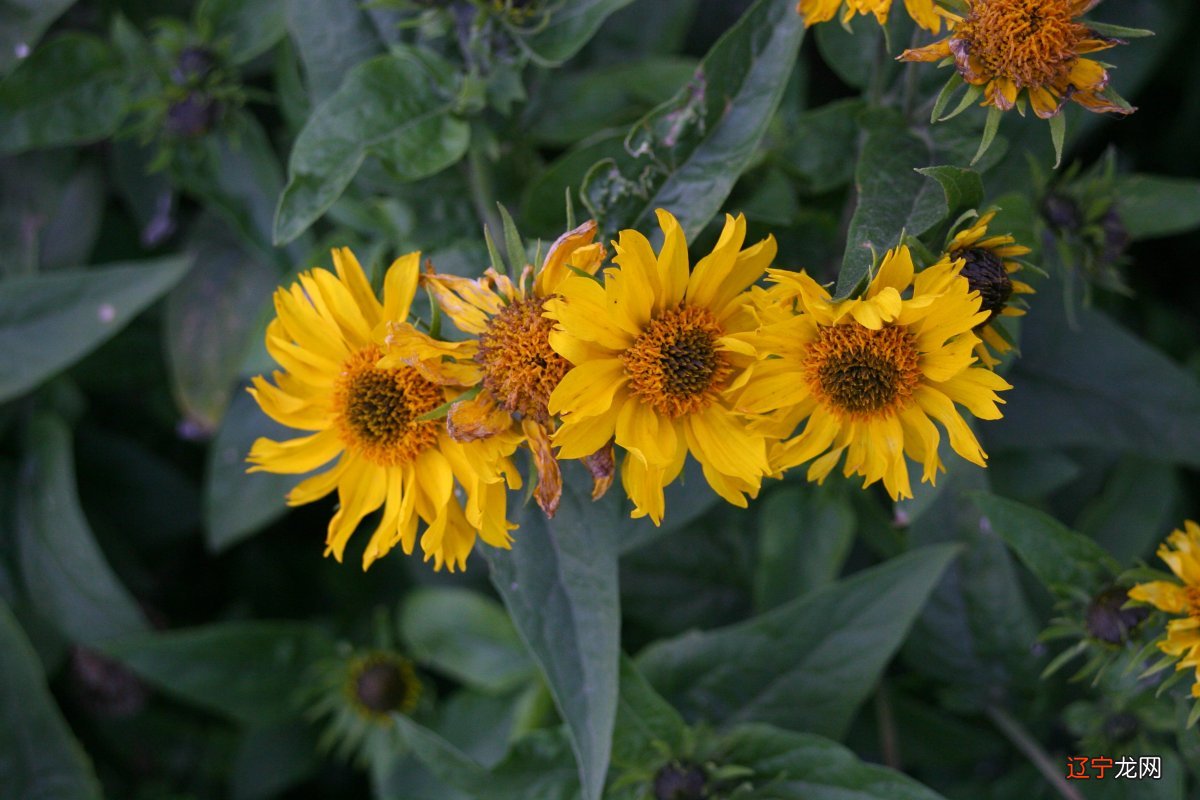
246, 248, 522, 572
899, 0, 1132, 119
382, 221, 610, 518
737, 246, 1011, 500
1129, 521, 1200, 698
925, 211, 1035, 367
545, 210, 777, 524
798, 0, 944, 32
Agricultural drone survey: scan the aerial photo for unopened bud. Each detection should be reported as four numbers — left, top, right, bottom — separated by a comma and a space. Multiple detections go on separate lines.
1085, 586, 1148, 645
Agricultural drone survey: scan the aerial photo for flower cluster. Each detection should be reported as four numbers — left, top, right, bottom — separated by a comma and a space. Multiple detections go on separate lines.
248, 210, 1023, 571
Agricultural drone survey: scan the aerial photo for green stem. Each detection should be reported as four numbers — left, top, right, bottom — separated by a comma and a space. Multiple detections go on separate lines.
902, 28, 921, 120
874, 683, 902, 770
466, 139, 502, 239
867, 33, 888, 106
986, 705, 1085, 800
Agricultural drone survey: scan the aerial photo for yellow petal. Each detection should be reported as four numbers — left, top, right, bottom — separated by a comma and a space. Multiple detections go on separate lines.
331, 247, 382, 328
536, 219, 601, 297
547, 358, 627, 418
381, 252, 421, 323
247, 427, 342, 474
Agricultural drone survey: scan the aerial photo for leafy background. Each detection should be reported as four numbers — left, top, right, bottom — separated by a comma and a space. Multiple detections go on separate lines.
1, 0, 1199, 798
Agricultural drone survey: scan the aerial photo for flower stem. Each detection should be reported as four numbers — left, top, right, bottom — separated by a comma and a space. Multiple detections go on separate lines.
874, 683, 902, 770
466, 138, 502, 241
986, 705, 1085, 800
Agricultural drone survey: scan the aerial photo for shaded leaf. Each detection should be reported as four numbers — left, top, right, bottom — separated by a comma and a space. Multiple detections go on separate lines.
394, 717, 581, 800
16, 414, 149, 646
103, 621, 335, 726
754, 484, 855, 611
990, 279, 1200, 466
779, 99, 864, 194
836, 109, 936, 296
1077, 457, 1182, 563
1115, 174, 1200, 240
904, 472, 1041, 697
399, 588, 536, 694
285, 0, 382, 103
0, 33, 128, 154
165, 218, 278, 433
914, 166, 984, 225
581, 0, 804, 241
0, 0, 75, 77
274, 50, 469, 245
0, 599, 103, 800
723, 723, 950, 800
197, 0, 287, 64
204, 389, 300, 550
0, 256, 190, 402
482, 474, 621, 800
637, 545, 959, 739
612, 656, 687, 771
513, 0, 636, 66
970, 492, 1118, 598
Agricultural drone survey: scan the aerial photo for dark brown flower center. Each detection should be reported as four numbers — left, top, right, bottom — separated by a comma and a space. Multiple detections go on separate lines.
806, 324, 921, 418
334, 347, 443, 466
958, 247, 1014, 324
623, 306, 731, 418
349, 654, 421, 718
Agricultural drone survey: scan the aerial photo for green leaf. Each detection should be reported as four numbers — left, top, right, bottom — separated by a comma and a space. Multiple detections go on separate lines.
498, 203, 527, 272
779, 99, 865, 194
204, 389, 300, 551
16, 414, 149, 646
1085, 21, 1156, 39
1114, 174, 1200, 240
990, 279, 1200, 466
522, 132, 627, 237
970, 105, 1003, 166
274, 50, 470, 245
512, 0, 636, 66
0, 256, 190, 402
230, 723, 320, 800
102, 622, 335, 726
0, 0, 74, 77
969, 492, 1119, 598
754, 485, 855, 611
1048, 110, 1066, 168
1077, 457, 1182, 563
0, 153, 104, 276
0, 33, 128, 154
285, 0, 383, 103
914, 166, 984, 226
637, 545, 959, 740
612, 656, 687, 770
581, 0, 805, 241
399, 588, 536, 695
0, 599, 103, 800
524, 57, 697, 147
722, 723, 950, 800
180, 111, 299, 263
813, 14, 885, 90
196, 0, 287, 64
166, 217, 278, 434
482, 473, 621, 800
836, 110, 935, 296
903, 472, 1042, 695
394, 717, 581, 800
